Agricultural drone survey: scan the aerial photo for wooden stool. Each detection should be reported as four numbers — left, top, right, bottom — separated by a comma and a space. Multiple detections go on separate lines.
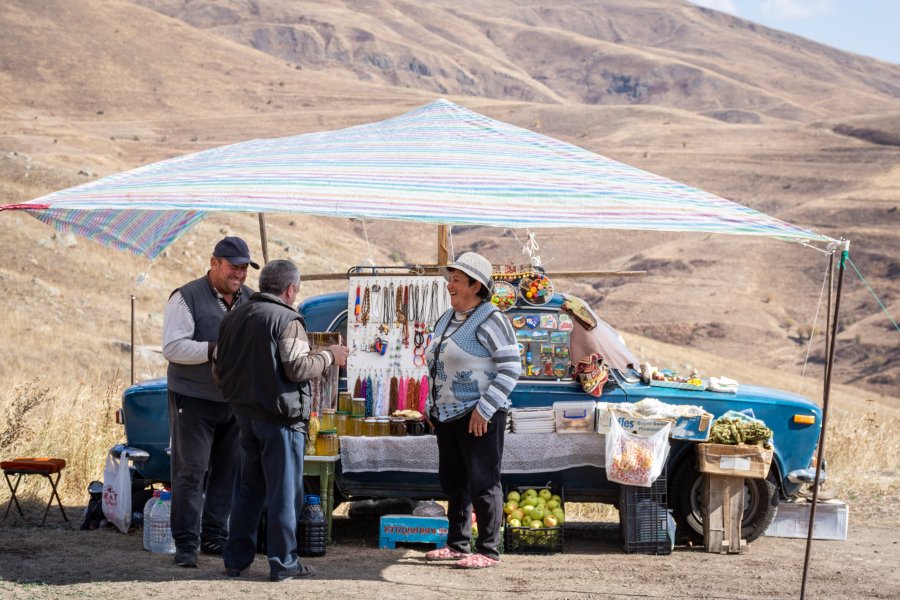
1, 457, 69, 525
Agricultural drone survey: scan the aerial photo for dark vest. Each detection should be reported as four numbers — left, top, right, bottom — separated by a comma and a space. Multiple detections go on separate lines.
167, 275, 252, 402
216, 293, 312, 432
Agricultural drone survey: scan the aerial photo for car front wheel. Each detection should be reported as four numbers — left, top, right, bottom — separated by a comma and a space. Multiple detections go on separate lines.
670, 457, 779, 545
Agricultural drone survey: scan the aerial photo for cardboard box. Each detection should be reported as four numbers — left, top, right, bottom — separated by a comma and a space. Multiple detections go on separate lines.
595, 403, 712, 441
553, 401, 596, 433
696, 443, 773, 479
765, 500, 849, 541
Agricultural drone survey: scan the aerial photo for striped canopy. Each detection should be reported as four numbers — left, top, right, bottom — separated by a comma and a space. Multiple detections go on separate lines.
3, 99, 834, 259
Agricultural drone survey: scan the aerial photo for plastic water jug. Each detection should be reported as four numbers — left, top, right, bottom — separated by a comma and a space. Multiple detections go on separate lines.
298, 494, 327, 557
142, 489, 162, 551
148, 490, 176, 554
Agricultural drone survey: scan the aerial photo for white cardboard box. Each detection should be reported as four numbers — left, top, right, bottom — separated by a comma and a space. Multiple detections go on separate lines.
764, 499, 849, 541
594, 403, 712, 441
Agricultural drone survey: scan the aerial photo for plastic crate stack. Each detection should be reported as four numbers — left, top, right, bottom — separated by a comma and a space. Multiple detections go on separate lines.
618, 469, 673, 555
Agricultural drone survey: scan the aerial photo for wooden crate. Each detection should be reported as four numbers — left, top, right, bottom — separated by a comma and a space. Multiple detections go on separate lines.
702, 473, 746, 554
697, 443, 773, 480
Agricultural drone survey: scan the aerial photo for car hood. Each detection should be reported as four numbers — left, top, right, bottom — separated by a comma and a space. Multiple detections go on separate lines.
619, 380, 821, 415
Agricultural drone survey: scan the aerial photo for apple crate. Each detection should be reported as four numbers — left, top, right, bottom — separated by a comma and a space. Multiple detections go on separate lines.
502, 484, 565, 555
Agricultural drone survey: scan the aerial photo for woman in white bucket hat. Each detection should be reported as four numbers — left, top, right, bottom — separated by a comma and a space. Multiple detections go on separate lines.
423, 252, 521, 569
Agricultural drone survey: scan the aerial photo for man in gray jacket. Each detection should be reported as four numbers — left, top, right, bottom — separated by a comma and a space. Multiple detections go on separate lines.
214, 259, 348, 582
162, 236, 258, 568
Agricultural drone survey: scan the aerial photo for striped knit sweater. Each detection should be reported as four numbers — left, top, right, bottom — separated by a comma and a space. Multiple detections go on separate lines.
426, 301, 522, 422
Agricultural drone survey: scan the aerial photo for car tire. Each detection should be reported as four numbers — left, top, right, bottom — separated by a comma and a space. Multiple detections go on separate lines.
670, 455, 779, 545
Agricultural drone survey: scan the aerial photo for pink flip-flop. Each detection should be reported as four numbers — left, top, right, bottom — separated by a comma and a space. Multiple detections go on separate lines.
454, 553, 499, 569
424, 546, 469, 561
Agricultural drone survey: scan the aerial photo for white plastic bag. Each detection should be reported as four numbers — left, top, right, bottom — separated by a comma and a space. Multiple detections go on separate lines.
605, 415, 671, 487
102, 451, 131, 533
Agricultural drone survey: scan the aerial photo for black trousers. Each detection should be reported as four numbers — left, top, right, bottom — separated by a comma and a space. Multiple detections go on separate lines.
434, 410, 507, 560
168, 390, 239, 551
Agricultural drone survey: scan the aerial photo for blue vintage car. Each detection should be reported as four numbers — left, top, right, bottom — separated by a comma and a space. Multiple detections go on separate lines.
114, 289, 823, 544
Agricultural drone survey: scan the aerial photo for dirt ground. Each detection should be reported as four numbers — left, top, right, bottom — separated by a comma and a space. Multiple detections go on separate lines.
0, 506, 896, 600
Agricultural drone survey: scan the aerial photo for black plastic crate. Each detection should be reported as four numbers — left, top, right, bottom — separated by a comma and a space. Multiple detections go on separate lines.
619, 470, 672, 555
504, 524, 563, 554
471, 525, 505, 554
502, 483, 565, 554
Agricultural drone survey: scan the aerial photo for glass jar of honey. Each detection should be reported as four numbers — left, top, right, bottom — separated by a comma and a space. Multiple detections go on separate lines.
389, 417, 407, 436
347, 415, 363, 437
335, 411, 350, 437
315, 430, 339, 456
363, 418, 377, 437
338, 392, 353, 413
321, 409, 336, 432
351, 398, 366, 417
375, 417, 390, 437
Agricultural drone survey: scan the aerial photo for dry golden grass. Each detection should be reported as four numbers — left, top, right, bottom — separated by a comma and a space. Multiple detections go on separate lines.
0, 376, 124, 506
826, 408, 900, 524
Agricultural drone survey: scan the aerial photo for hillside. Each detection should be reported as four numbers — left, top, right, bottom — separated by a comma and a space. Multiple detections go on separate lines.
0, 0, 898, 400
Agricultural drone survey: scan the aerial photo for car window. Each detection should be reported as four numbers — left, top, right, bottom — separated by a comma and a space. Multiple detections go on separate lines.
504, 307, 572, 380
330, 311, 349, 344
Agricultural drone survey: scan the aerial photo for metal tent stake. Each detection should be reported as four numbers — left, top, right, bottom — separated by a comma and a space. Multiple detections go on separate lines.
800, 240, 848, 600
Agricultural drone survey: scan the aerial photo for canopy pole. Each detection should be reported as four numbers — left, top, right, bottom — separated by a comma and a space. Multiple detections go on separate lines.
130, 294, 135, 385
258, 213, 270, 265
824, 252, 834, 372
437, 225, 449, 265
800, 240, 848, 600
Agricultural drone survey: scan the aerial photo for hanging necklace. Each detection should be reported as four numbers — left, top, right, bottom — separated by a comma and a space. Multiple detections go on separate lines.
412, 282, 426, 359
354, 284, 361, 321
360, 285, 371, 326
427, 281, 440, 332
398, 284, 410, 347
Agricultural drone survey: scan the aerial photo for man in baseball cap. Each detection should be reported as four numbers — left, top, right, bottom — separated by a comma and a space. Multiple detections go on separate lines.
161, 236, 258, 568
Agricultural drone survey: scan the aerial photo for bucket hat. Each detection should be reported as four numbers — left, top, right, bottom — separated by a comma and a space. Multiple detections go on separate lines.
441, 252, 493, 292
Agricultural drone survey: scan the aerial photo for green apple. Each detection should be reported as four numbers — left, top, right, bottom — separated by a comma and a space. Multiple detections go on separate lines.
552, 508, 565, 524
521, 515, 532, 526
530, 506, 545, 521
546, 499, 559, 511
528, 519, 544, 529
535, 497, 547, 506
522, 496, 538, 507
538, 488, 552, 500
509, 508, 524, 522
543, 514, 559, 528
521, 504, 535, 516
507, 490, 521, 503
503, 500, 519, 515
507, 518, 521, 528
523, 488, 538, 498
550, 494, 562, 504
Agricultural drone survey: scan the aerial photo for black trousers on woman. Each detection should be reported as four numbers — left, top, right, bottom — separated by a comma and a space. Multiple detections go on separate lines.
434, 410, 507, 560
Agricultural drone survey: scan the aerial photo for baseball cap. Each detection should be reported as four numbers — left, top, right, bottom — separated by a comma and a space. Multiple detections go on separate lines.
212, 236, 260, 269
